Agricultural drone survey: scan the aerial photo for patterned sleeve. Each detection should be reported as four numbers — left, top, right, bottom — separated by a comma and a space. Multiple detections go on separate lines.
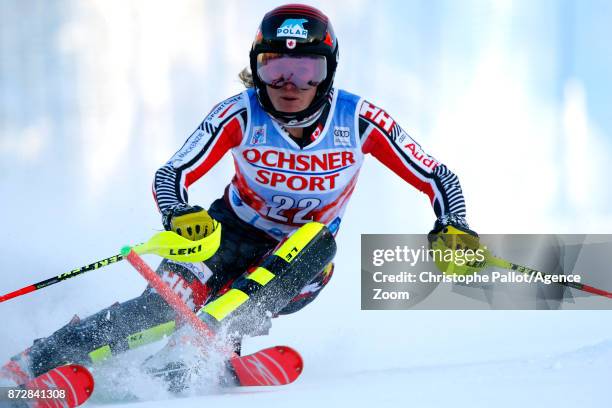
153, 93, 248, 214
358, 99, 468, 227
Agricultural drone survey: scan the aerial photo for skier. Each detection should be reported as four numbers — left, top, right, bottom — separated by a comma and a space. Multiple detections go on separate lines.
1, 4, 479, 388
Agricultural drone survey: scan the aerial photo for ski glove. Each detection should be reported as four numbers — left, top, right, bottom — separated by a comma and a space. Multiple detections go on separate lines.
427, 214, 486, 275
162, 204, 219, 241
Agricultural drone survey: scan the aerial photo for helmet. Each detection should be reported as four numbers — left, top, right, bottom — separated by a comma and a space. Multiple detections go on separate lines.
249, 4, 339, 126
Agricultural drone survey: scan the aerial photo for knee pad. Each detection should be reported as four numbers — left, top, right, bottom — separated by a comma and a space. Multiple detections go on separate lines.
197, 222, 336, 335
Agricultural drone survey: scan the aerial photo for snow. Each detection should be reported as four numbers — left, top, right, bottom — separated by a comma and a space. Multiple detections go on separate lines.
1, 1, 612, 407
89, 340, 612, 408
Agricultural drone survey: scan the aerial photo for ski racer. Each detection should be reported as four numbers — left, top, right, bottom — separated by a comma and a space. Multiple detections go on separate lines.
1, 3, 479, 387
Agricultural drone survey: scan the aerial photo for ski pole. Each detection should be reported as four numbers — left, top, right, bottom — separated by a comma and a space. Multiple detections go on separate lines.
0, 228, 221, 304
487, 253, 612, 299
0, 253, 125, 303
123, 248, 237, 358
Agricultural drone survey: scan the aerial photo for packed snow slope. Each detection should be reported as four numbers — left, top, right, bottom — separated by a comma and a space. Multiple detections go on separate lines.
2, 2, 612, 406
87, 339, 612, 408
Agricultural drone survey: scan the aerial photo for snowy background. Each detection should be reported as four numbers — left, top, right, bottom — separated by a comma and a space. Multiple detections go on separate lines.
1, 0, 611, 406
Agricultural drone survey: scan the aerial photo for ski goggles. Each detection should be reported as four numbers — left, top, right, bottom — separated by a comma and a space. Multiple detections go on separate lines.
256, 53, 327, 90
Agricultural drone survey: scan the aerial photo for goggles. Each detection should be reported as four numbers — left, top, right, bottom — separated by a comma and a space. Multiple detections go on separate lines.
256, 53, 327, 90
